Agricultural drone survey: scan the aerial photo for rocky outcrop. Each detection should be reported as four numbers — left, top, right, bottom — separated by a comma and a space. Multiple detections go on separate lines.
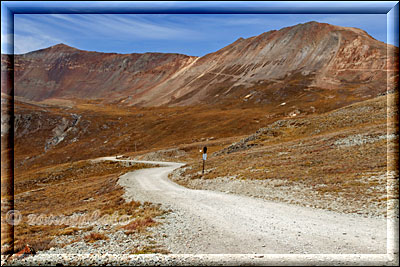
13, 108, 83, 153
44, 114, 81, 152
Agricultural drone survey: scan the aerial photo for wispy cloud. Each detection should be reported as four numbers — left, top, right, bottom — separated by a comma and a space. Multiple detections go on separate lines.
14, 34, 64, 54
14, 14, 199, 52
14, 16, 69, 54
88, 14, 197, 40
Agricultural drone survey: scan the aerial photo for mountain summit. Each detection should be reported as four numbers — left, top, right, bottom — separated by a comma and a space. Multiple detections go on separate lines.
3, 21, 398, 108
146, 21, 398, 106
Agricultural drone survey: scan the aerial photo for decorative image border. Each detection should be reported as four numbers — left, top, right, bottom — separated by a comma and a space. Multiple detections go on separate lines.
1, 1, 399, 265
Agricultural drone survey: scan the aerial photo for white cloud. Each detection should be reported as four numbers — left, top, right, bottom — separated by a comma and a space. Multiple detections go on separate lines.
12, 14, 203, 53
14, 34, 64, 54
15, 14, 199, 44
80, 14, 198, 40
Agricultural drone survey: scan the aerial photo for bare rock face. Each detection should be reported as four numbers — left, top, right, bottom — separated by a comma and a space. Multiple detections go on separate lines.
44, 114, 81, 152
3, 22, 398, 107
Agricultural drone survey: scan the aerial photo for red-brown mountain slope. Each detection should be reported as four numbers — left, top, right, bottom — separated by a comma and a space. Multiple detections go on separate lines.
5, 44, 197, 103
2, 21, 398, 108
145, 21, 398, 106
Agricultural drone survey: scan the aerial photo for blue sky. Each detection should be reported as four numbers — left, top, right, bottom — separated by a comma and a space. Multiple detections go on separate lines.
2, 1, 397, 56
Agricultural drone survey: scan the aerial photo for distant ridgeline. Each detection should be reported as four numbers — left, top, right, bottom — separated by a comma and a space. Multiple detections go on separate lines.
2, 21, 398, 108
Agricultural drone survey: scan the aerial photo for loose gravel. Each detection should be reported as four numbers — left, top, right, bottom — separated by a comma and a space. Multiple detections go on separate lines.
170, 169, 397, 218
4, 158, 397, 266
114, 159, 388, 254
4, 253, 397, 266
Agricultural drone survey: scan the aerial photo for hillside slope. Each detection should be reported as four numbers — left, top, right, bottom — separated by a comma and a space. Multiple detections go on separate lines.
2, 44, 196, 103
151, 21, 398, 106
170, 93, 399, 218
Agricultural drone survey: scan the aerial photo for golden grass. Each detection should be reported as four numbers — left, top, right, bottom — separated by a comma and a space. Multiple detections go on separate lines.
58, 226, 93, 236
12, 87, 369, 174
130, 245, 169, 254
121, 217, 157, 234
6, 90, 398, 251
175, 94, 397, 211
11, 160, 164, 253
83, 232, 109, 243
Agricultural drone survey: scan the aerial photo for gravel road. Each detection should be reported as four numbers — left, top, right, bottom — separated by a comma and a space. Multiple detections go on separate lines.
4, 157, 396, 266
100, 157, 388, 254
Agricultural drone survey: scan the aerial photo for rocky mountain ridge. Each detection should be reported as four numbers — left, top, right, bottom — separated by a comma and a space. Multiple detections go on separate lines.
3, 44, 197, 103
2, 21, 398, 107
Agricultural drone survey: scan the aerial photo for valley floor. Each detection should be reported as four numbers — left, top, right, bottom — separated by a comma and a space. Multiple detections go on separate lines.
2, 93, 398, 265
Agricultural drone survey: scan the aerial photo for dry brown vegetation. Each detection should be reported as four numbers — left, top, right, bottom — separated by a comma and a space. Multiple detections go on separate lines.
130, 245, 169, 255
83, 232, 109, 243
12, 99, 278, 171
12, 160, 164, 253
172, 94, 399, 216
12, 86, 371, 174
121, 217, 157, 235
6, 95, 296, 254
3, 89, 398, 253
2, 24, 398, 256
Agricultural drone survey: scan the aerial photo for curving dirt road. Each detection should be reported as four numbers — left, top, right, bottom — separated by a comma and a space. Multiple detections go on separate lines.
100, 157, 387, 254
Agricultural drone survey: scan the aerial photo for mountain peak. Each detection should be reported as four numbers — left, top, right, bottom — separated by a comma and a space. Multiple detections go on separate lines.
11, 21, 397, 107
23, 43, 79, 55
293, 21, 334, 30
52, 43, 70, 48
303, 20, 322, 25
49, 43, 77, 51
293, 21, 372, 39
